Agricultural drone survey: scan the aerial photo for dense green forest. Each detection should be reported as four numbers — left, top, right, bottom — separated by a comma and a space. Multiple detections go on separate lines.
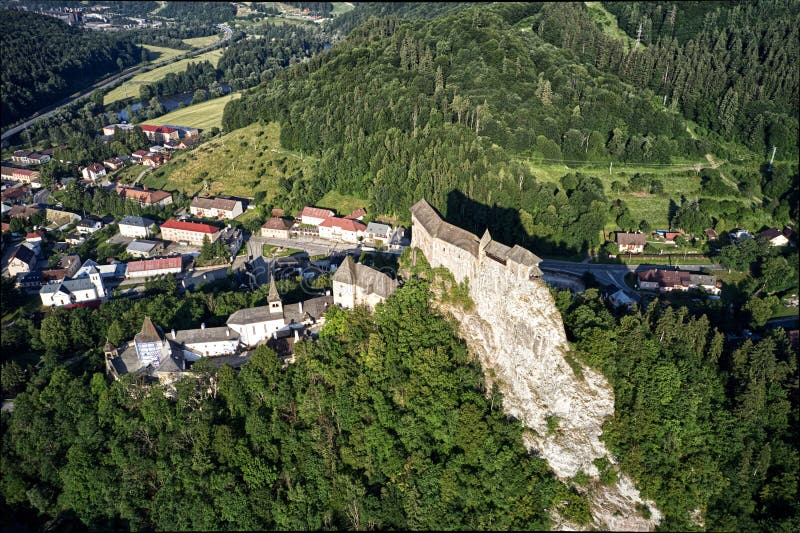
156, 1, 236, 25
539, 1, 799, 158
0, 9, 142, 126
1, 279, 589, 530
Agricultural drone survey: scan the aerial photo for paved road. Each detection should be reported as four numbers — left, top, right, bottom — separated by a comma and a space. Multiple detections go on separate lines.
1, 24, 232, 142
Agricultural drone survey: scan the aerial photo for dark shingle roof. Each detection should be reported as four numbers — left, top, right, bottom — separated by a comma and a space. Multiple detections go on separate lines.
332, 256, 397, 298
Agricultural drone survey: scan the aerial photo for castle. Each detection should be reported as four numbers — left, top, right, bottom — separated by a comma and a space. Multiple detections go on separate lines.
409, 198, 543, 284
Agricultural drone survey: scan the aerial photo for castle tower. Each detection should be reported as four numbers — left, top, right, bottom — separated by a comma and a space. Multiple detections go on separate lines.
89, 270, 105, 298
268, 272, 283, 315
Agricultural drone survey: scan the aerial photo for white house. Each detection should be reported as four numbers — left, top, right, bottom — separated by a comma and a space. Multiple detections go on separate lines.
7, 244, 37, 276
40, 270, 106, 307
298, 206, 335, 226
332, 256, 398, 310
118, 216, 156, 238
366, 222, 392, 244
82, 163, 107, 181
759, 228, 789, 247
76, 218, 104, 235
190, 196, 244, 220
226, 280, 287, 346
318, 217, 367, 244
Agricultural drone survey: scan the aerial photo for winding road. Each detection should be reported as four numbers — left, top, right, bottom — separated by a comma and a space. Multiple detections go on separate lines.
1, 23, 232, 142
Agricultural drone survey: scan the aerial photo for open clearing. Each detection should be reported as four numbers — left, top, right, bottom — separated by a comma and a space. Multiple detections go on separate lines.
330, 2, 355, 16
316, 190, 368, 217
584, 2, 639, 50
104, 49, 225, 106
182, 34, 222, 48
144, 92, 241, 131
142, 122, 314, 199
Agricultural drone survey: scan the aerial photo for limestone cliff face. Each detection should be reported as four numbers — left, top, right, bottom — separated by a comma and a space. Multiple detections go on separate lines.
435, 260, 661, 531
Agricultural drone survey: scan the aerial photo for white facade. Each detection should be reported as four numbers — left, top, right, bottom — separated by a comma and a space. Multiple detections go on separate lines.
118, 218, 155, 238
227, 314, 286, 347
40, 272, 105, 307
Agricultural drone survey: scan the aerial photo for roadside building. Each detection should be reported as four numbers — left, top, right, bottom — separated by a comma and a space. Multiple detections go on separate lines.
637, 269, 719, 294
125, 256, 183, 279
318, 217, 367, 244
1, 166, 40, 185
139, 124, 179, 143
190, 196, 244, 220
616, 232, 647, 254
118, 216, 156, 238
160, 219, 220, 245
130, 149, 149, 162
103, 157, 125, 171
219, 226, 243, 258
102, 123, 135, 136
261, 217, 293, 239
366, 221, 392, 245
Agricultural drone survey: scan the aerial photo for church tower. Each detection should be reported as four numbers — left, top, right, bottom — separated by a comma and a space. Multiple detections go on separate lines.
268, 272, 283, 315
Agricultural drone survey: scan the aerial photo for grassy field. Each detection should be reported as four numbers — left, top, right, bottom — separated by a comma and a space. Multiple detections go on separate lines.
584, 2, 638, 50
104, 49, 225, 106
142, 122, 314, 199
316, 190, 368, 217
330, 2, 355, 16
142, 44, 186, 62
263, 244, 304, 257
182, 34, 222, 48
144, 92, 240, 130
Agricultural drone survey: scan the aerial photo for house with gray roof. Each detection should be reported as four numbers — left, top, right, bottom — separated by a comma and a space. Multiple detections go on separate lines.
332, 255, 398, 310
125, 239, 163, 258
168, 324, 241, 357
118, 216, 156, 238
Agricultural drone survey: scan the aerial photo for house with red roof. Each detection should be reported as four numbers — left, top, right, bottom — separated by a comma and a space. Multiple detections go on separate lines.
130, 149, 149, 162
345, 207, 367, 221
1, 166, 40, 184
318, 217, 367, 244
115, 185, 173, 207
298, 206, 335, 226
139, 124, 179, 143
82, 163, 107, 181
159, 219, 220, 246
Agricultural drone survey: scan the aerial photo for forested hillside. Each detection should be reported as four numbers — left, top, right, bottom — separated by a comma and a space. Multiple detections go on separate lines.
1, 280, 589, 530
0, 9, 142, 126
223, 3, 707, 254
542, 1, 799, 158
156, 1, 236, 24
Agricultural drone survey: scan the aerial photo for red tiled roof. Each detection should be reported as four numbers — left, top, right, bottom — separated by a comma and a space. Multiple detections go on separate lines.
25, 232, 43, 239
160, 219, 220, 234
86, 163, 105, 172
299, 206, 335, 219
262, 217, 293, 230
319, 217, 367, 232
132, 150, 149, 157
126, 257, 182, 273
140, 124, 177, 134
345, 207, 366, 219
2, 166, 38, 177
616, 232, 647, 245
115, 186, 172, 205
1, 223, 10, 232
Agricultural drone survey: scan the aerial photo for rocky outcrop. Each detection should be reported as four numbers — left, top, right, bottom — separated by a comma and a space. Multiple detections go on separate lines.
434, 258, 661, 531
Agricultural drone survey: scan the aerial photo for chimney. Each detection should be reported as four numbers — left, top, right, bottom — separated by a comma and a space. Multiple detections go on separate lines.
298, 300, 303, 314
171, 329, 176, 339
201, 322, 205, 330
143, 185, 148, 191
294, 329, 300, 342
226, 328, 229, 337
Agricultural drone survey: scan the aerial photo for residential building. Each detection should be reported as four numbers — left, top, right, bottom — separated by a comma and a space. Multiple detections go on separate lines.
332, 255, 398, 310
115, 185, 173, 207
616, 232, 647, 254
366, 221, 392, 244
160, 219, 220, 246
125, 239, 164, 258
12, 150, 50, 165
103, 157, 125, 171
608, 289, 636, 309
637, 269, 719, 294
704, 228, 718, 240
102, 123, 135, 136
8, 205, 40, 219
318, 217, 367, 243
76, 218, 103, 234
261, 217, 293, 239
45, 208, 81, 228
162, 125, 199, 139
75, 259, 125, 280
16, 271, 43, 292
219, 226, 243, 258
118, 216, 156, 238
125, 256, 183, 279
1, 186, 32, 204
298, 206, 335, 226
169, 324, 241, 357
149, 145, 167, 154
81, 163, 106, 181
39, 268, 106, 307
139, 124, 179, 143
759, 227, 789, 247
130, 149, 149, 162
190, 196, 244, 220
1, 166, 40, 184
729, 229, 752, 243
141, 153, 169, 168
24, 232, 43, 256
8, 244, 37, 276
